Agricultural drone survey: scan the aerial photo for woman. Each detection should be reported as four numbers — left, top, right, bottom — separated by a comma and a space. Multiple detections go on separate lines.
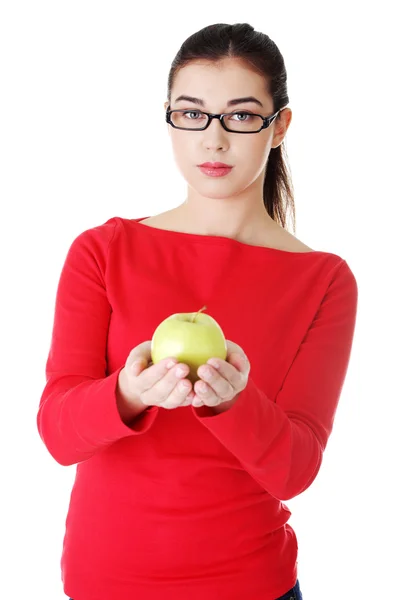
38, 22, 358, 600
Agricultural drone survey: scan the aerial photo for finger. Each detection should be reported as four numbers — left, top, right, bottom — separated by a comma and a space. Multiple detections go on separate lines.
227, 350, 249, 371
129, 356, 148, 376
126, 341, 152, 366
142, 361, 190, 405
126, 343, 152, 376
197, 364, 234, 401
194, 380, 220, 406
203, 357, 245, 394
191, 397, 204, 408
132, 356, 177, 393
183, 389, 196, 406
225, 342, 250, 373
225, 339, 245, 356
162, 379, 194, 410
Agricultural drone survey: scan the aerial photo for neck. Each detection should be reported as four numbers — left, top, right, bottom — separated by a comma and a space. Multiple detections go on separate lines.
173, 195, 278, 242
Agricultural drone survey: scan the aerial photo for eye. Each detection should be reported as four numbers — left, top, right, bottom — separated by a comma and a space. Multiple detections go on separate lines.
230, 111, 254, 122
182, 110, 206, 120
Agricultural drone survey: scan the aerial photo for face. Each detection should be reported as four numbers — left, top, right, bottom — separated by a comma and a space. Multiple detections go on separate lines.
164, 58, 292, 204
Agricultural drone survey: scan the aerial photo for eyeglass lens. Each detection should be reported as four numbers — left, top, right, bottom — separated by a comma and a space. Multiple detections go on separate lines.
170, 110, 264, 132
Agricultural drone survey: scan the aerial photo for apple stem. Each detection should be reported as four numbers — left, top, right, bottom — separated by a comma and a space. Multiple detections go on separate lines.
190, 305, 207, 323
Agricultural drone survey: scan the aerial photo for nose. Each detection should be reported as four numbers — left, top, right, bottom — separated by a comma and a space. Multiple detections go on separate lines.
203, 117, 228, 150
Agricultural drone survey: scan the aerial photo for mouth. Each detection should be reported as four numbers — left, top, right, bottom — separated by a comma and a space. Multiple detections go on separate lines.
198, 162, 233, 168
198, 164, 233, 177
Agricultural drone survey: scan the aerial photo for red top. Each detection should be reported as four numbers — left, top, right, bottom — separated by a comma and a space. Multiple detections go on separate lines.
37, 216, 358, 600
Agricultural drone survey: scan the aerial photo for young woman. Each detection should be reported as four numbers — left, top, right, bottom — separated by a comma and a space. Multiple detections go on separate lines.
38, 22, 358, 600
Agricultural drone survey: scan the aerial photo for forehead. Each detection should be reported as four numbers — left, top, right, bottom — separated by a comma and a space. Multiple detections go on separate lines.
173, 58, 270, 99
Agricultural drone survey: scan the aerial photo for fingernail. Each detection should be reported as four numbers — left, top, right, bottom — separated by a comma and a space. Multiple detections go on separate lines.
207, 359, 220, 369
166, 359, 177, 369
201, 368, 212, 380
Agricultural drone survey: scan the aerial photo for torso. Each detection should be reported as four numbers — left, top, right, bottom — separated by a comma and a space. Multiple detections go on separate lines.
138, 210, 315, 253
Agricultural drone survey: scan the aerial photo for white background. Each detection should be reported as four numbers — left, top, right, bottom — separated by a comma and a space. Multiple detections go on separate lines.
1, 2, 399, 599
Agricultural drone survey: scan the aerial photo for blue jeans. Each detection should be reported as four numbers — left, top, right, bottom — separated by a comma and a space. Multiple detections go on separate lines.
276, 578, 303, 599
69, 579, 303, 599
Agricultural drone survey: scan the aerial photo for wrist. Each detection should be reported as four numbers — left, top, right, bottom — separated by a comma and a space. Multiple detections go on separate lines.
116, 367, 148, 424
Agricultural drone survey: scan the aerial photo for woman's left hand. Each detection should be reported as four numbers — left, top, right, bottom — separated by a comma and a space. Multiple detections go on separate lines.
192, 340, 250, 411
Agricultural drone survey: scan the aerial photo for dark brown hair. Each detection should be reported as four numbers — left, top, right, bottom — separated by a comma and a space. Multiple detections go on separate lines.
166, 22, 296, 234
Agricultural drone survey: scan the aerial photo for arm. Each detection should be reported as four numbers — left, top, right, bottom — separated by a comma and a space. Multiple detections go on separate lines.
36, 219, 158, 467
193, 260, 358, 501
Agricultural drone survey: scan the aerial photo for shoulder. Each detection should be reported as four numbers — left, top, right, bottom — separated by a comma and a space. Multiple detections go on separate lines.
78, 216, 123, 242
268, 225, 315, 253
65, 217, 123, 260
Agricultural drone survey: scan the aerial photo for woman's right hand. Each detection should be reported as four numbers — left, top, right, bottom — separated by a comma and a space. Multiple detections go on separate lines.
121, 341, 197, 410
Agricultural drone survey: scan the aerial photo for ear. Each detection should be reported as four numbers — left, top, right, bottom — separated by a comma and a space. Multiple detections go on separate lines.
271, 108, 292, 149
164, 102, 171, 135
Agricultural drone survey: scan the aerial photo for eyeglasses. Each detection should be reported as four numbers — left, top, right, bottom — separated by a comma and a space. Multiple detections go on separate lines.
165, 104, 283, 134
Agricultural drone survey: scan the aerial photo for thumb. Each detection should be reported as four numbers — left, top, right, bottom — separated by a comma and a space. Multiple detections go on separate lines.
126, 354, 148, 377
229, 352, 248, 373
126, 341, 152, 375
130, 356, 147, 375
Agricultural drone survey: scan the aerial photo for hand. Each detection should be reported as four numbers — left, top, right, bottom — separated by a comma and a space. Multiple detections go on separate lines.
123, 341, 195, 410
191, 340, 251, 411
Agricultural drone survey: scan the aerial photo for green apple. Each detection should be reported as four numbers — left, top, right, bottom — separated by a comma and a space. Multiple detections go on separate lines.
151, 306, 227, 384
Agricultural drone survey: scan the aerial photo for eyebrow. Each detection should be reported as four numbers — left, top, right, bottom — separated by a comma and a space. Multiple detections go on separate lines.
174, 94, 264, 108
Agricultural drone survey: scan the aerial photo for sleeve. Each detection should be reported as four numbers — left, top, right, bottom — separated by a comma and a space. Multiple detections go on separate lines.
192, 259, 358, 501
36, 218, 159, 467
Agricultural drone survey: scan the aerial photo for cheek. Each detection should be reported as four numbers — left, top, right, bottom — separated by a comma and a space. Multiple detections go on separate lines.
233, 135, 268, 163
170, 135, 193, 165
236, 140, 268, 172
245, 140, 271, 173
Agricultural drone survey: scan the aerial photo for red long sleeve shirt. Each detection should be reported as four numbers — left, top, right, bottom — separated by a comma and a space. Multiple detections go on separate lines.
37, 216, 358, 600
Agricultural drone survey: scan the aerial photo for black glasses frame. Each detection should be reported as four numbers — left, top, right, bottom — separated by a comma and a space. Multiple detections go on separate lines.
165, 105, 283, 134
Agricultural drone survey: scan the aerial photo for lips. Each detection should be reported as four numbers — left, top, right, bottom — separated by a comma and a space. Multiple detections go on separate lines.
199, 162, 233, 168
198, 164, 233, 177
